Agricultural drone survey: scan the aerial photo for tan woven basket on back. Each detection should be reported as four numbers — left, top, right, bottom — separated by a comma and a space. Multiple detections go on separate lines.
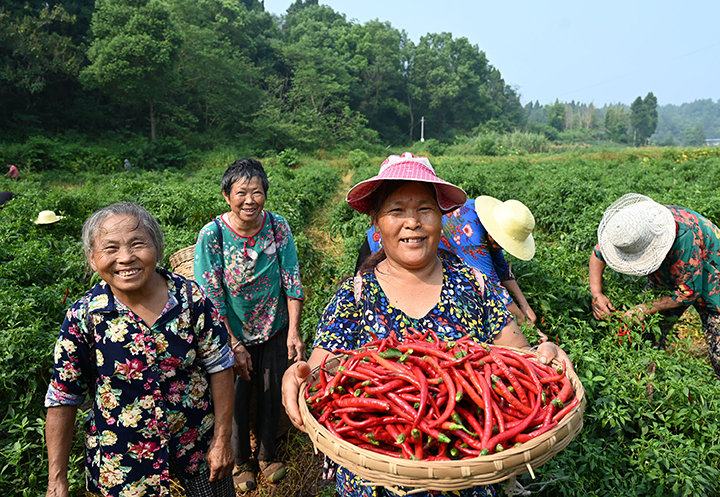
169, 245, 196, 279
299, 346, 585, 493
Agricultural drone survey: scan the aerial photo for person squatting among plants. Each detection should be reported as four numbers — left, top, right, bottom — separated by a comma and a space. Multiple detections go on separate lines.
357, 194, 545, 341
194, 158, 305, 492
282, 152, 573, 497
45, 202, 236, 497
589, 192, 720, 379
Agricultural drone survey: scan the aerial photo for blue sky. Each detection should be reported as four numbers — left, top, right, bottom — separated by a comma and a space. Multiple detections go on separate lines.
262, 0, 720, 108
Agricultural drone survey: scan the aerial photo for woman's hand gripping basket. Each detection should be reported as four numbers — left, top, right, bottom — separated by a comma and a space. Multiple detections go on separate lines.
298, 338, 585, 492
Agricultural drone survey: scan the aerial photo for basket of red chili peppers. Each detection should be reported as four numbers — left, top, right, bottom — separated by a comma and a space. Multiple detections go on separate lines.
298, 333, 585, 491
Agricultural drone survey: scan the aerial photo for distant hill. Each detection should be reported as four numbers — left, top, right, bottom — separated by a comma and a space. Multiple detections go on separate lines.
651, 99, 720, 146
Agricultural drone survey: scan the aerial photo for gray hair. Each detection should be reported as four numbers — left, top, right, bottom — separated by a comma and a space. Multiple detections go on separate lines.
82, 202, 164, 264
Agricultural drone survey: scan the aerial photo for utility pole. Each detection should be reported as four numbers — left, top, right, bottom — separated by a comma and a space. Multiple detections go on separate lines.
420, 116, 425, 142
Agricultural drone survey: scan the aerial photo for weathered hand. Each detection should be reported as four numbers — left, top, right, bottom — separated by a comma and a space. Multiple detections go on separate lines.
206, 436, 234, 482
287, 331, 306, 363
233, 344, 253, 381
591, 293, 614, 320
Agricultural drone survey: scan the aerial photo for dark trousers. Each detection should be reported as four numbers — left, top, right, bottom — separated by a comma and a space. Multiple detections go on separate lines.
234, 325, 288, 464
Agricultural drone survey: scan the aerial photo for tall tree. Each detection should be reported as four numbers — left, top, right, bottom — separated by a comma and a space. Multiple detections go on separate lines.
604, 103, 629, 143
630, 92, 658, 146
547, 99, 566, 131
81, 0, 182, 141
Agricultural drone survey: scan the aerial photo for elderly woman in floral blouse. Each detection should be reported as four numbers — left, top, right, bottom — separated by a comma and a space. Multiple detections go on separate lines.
589, 193, 720, 379
45, 202, 236, 497
194, 158, 305, 491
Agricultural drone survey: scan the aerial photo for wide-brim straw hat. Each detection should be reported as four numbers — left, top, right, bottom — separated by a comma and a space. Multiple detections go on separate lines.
346, 152, 467, 215
597, 193, 675, 276
475, 196, 536, 261
34, 210, 64, 224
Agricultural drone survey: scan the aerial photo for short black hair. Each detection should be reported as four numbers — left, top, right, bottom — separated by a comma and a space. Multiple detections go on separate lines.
221, 158, 269, 197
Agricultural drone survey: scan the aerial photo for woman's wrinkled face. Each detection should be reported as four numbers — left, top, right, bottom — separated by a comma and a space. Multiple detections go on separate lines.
223, 176, 266, 227
89, 214, 158, 297
374, 182, 442, 270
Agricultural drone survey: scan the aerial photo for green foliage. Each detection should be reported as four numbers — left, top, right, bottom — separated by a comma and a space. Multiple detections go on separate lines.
347, 149, 370, 169
630, 92, 659, 146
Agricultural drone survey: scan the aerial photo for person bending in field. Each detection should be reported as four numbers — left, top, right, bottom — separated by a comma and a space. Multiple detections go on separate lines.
589, 192, 720, 380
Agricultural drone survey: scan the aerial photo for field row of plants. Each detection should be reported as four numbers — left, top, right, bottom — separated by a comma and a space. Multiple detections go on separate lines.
1, 144, 719, 496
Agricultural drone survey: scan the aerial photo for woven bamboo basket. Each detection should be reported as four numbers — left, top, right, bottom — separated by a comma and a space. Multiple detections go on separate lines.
169, 245, 196, 279
299, 346, 585, 492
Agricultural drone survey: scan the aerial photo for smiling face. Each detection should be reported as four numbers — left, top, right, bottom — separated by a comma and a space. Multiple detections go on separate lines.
89, 214, 159, 299
223, 176, 266, 231
374, 182, 443, 270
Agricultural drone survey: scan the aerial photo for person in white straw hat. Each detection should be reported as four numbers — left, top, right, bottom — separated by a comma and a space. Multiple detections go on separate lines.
33, 210, 64, 224
357, 194, 543, 341
590, 192, 720, 379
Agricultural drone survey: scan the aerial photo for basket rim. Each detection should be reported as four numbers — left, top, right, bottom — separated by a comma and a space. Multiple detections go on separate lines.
299, 344, 585, 489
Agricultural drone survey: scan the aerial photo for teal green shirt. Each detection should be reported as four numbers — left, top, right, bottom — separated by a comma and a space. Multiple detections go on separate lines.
194, 211, 304, 346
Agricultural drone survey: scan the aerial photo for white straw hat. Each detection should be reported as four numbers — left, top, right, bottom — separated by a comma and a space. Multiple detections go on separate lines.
34, 210, 64, 224
597, 193, 675, 276
475, 196, 536, 260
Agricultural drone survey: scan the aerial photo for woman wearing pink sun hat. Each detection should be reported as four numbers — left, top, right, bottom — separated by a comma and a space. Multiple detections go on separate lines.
283, 152, 573, 497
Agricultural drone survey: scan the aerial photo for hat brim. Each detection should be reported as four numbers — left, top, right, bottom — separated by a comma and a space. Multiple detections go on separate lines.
598, 200, 675, 276
34, 215, 64, 224
475, 196, 535, 260
346, 177, 466, 216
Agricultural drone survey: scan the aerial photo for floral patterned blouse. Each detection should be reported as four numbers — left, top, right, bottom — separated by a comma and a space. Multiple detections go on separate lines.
194, 211, 304, 346
365, 199, 514, 306
594, 205, 720, 313
45, 269, 233, 496
313, 251, 509, 497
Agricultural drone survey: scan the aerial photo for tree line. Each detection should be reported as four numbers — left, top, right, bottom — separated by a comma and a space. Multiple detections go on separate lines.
1, 0, 522, 151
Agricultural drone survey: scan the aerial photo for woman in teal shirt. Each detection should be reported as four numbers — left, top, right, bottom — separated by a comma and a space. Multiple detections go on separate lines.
194, 158, 305, 490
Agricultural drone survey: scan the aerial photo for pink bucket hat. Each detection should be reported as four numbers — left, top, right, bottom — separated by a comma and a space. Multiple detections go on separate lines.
346, 152, 467, 215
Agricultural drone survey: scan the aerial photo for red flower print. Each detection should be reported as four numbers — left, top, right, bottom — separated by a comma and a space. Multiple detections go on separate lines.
160, 357, 181, 372
462, 224, 473, 237
372, 232, 381, 242
116, 358, 146, 381
129, 441, 159, 459
180, 427, 199, 445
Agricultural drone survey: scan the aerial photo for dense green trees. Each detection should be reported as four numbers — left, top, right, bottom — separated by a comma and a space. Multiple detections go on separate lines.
1, 0, 524, 151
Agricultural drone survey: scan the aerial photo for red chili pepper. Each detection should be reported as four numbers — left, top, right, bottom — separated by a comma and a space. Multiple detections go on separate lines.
336, 397, 391, 411
396, 342, 455, 361
515, 421, 558, 443
486, 389, 543, 449
487, 346, 529, 406
552, 395, 580, 423
423, 358, 457, 428
491, 375, 531, 414
410, 365, 428, 429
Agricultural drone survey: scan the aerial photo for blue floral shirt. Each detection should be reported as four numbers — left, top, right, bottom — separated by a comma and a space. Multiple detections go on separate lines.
313, 252, 508, 497
366, 199, 514, 306
45, 269, 233, 496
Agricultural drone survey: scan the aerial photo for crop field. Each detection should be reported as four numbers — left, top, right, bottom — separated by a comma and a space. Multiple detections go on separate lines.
1, 146, 719, 496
